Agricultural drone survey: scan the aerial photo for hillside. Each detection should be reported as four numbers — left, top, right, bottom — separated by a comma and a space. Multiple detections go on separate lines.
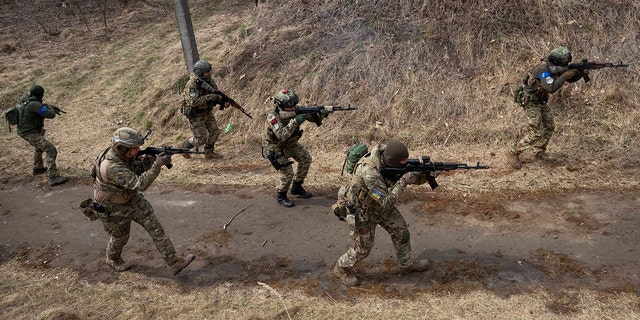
0, 0, 639, 319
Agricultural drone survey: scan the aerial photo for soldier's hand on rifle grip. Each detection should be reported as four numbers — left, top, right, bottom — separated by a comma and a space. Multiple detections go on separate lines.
155, 152, 172, 168
295, 114, 307, 124
563, 69, 580, 81
207, 94, 222, 104
402, 172, 427, 185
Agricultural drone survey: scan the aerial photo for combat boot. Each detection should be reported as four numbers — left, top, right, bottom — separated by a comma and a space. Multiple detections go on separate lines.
399, 259, 430, 273
290, 180, 312, 198
32, 167, 47, 175
333, 263, 359, 287
181, 140, 194, 159
277, 192, 295, 208
48, 176, 68, 186
170, 254, 196, 275
105, 257, 133, 272
506, 150, 522, 169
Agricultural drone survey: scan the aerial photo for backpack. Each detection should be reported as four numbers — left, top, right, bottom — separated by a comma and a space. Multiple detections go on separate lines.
341, 142, 369, 175
3, 102, 25, 131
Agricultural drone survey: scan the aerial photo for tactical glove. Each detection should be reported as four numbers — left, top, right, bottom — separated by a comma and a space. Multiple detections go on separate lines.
295, 114, 307, 124
155, 152, 172, 168
402, 172, 428, 185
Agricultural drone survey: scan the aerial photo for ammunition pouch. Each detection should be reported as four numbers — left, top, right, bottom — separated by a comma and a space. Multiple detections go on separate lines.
181, 105, 195, 117
79, 198, 105, 221
287, 129, 303, 144
266, 150, 293, 171
514, 85, 524, 104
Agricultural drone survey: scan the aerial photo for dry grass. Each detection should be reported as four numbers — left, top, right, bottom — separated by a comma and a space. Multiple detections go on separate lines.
1, 260, 639, 320
1, 0, 639, 318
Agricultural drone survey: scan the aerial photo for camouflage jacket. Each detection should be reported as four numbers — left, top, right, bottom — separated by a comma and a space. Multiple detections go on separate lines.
347, 143, 408, 214
263, 108, 303, 151
523, 62, 572, 103
183, 74, 222, 114
92, 147, 160, 204
17, 95, 56, 136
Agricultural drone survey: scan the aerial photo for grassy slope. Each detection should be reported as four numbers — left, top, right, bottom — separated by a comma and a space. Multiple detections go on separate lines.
0, 0, 639, 319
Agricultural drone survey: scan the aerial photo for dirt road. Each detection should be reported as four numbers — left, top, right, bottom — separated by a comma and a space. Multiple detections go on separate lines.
1, 178, 638, 299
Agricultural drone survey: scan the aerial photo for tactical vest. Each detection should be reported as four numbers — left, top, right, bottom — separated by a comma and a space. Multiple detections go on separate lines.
91, 148, 136, 204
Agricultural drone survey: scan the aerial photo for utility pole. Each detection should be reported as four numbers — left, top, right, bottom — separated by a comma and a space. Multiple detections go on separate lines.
172, 0, 199, 74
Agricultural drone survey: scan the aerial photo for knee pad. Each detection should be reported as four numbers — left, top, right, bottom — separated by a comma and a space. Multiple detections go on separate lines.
46, 147, 58, 159
400, 230, 411, 243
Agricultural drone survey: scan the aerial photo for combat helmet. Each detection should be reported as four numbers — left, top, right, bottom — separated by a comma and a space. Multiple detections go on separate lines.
29, 85, 45, 100
382, 140, 409, 168
112, 127, 145, 155
274, 89, 299, 110
193, 60, 212, 77
547, 46, 572, 66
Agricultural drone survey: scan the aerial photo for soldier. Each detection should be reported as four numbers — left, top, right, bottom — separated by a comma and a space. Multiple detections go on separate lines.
334, 141, 430, 287
180, 60, 226, 159
508, 46, 585, 169
91, 127, 195, 275
16, 85, 68, 186
263, 89, 331, 207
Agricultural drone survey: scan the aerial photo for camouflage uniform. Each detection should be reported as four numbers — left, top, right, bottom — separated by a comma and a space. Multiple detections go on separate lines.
182, 73, 224, 158
16, 86, 67, 185
510, 46, 583, 160
263, 89, 329, 207
91, 129, 194, 274
335, 143, 414, 271
263, 107, 312, 193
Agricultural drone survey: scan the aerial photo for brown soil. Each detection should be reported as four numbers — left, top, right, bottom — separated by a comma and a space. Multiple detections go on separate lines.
1, 174, 638, 300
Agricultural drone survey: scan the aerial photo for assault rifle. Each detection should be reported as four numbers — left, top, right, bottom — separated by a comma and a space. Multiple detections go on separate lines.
380, 156, 489, 190
568, 59, 628, 83
296, 105, 357, 126
138, 146, 205, 169
46, 104, 66, 115
199, 81, 253, 119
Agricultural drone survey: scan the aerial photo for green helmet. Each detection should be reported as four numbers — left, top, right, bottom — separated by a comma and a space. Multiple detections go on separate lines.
274, 89, 299, 109
383, 140, 409, 168
29, 85, 45, 100
548, 46, 572, 66
193, 60, 212, 77
112, 127, 145, 149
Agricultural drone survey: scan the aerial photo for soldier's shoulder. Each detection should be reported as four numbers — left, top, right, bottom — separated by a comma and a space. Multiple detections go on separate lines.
531, 63, 550, 75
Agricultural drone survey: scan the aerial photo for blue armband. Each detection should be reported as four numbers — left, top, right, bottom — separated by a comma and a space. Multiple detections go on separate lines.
38, 106, 48, 116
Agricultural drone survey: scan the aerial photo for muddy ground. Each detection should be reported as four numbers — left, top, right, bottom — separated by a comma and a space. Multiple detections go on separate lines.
0, 174, 638, 305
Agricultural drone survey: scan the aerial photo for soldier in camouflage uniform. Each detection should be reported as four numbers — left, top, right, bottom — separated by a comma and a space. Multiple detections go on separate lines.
16, 85, 68, 186
263, 89, 332, 207
91, 127, 195, 275
508, 46, 585, 169
334, 141, 430, 286
180, 60, 226, 159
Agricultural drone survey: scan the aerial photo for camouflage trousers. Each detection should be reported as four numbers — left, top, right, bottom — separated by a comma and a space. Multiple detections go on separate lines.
511, 102, 555, 154
336, 205, 412, 269
99, 194, 178, 265
186, 111, 220, 153
275, 143, 312, 193
19, 132, 59, 178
